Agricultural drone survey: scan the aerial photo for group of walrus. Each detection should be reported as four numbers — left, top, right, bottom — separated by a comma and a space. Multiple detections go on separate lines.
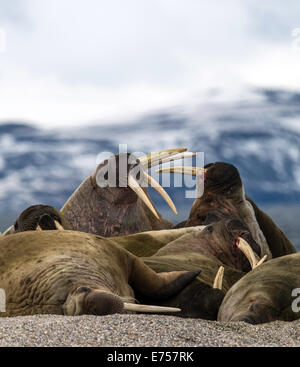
0, 148, 299, 324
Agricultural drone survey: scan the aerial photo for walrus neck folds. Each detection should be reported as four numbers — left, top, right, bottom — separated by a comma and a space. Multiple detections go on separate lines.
235, 186, 272, 260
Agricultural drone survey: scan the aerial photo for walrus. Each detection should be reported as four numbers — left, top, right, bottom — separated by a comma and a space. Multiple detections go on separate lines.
0, 230, 201, 317
61, 148, 195, 237
218, 253, 300, 324
135, 219, 267, 319
1, 205, 70, 236
158, 162, 296, 259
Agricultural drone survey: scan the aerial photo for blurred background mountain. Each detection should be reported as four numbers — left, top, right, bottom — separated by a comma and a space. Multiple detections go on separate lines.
1, 87, 300, 249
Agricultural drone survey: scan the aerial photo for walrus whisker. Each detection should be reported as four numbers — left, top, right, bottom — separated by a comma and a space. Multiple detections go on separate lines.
128, 174, 159, 219
156, 166, 206, 176
123, 303, 181, 313
213, 266, 224, 290
143, 172, 178, 215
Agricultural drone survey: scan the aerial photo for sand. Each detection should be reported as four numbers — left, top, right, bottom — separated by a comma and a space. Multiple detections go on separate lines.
0, 314, 299, 347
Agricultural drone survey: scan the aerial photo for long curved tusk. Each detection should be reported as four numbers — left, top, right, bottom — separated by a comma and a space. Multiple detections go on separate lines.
138, 148, 187, 168
128, 174, 159, 219
237, 237, 261, 269
123, 303, 181, 313
150, 152, 196, 168
213, 266, 224, 290
143, 172, 177, 215
156, 166, 206, 176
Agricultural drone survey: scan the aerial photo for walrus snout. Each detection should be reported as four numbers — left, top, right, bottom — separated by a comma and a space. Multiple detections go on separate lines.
83, 290, 124, 315
65, 287, 124, 316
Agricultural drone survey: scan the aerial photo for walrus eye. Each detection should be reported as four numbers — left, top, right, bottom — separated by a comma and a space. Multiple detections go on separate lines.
226, 187, 233, 194
204, 225, 213, 234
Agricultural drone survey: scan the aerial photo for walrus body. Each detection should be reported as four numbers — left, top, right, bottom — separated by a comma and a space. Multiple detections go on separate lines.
0, 230, 200, 317
135, 219, 264, 319
153, 219, 261, 273
160, 162, 296, 258
141, 253, 243, 319
218, 253, 300, 324
61, 149, 191, 237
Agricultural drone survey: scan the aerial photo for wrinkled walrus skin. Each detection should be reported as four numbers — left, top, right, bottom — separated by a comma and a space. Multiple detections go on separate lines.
61, 153, 176, 237
218, 253, 300, 324
133, 219, 263, 319
181, 162, 296, 258
113, 219, 264, 319
0, 230, 201, 317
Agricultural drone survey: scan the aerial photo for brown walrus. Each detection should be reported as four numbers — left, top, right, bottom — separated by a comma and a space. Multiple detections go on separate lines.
136, 219, 266, 319
158, 162, 296, 259
61, 148, 194, 237
0, 230, 201, 317
218, 253, 300, 324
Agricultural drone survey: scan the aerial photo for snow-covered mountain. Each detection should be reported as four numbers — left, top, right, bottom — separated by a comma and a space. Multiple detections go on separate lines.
0, 88, 300, 247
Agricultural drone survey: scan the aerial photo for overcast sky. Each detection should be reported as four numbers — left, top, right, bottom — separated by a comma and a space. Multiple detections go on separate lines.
0, 0, 300, 127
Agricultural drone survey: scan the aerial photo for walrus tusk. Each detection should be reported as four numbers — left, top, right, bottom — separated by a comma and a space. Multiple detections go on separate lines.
143, 172, 178, 215
2, 225, 15, 236
237, 237, 262, 269
156, 166, 206, 176
54, 221, 65, 230
128, 174, 159, 219
253, 255, 267, 268
138, 148, 187, 168
213, 266, 224, 290
150, 152, 196, 168
123, 303, 181, 313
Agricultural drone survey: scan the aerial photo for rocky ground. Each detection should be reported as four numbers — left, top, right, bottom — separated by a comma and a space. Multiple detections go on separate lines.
0, 314, 299, 347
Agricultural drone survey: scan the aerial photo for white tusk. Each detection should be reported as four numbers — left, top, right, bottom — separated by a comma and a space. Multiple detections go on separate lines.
138, 148, 187, 168
123, 303, 181, 313
2, 225, 15, 236
156, 166, 206, 176
54, 220, 65, 230
237, 237, 261, 269
149, 152, 196, 168
143, 172, 178, 215
213, 266, 224, 290
253, 254, 267, 268
36, 225, 43, 231
128, 174, 159, 219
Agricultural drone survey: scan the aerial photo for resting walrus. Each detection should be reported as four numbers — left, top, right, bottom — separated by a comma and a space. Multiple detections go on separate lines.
158, 162, 296, 258
0, 230, 201, 317
61, 148, 194, 237
218, 253, 300, 324
137, 219, 267, 319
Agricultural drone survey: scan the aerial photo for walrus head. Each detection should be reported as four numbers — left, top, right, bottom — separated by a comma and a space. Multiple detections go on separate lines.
155, 219, 263, 273
2, 205, 69, 236
157, 161, 272, 260
61, 148, 195, 237
14, 205, 69, 233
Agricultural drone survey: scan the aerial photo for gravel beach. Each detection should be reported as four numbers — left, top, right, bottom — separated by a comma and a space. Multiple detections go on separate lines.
0, 314, 299, 347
